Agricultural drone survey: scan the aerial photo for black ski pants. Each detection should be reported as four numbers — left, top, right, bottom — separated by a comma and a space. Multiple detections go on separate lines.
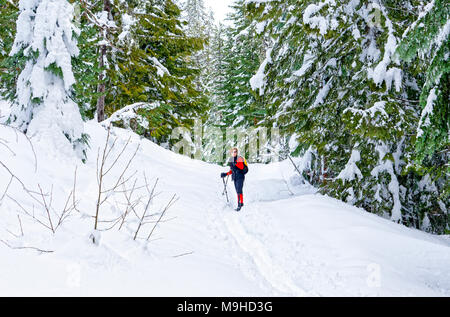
234, 178, 244, 195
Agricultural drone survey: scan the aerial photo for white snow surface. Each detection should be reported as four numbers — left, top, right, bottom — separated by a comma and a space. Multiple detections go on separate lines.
0, 114, 449, 296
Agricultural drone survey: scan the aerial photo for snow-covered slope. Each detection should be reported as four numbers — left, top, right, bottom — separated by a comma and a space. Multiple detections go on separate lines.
0, 115, 449, 296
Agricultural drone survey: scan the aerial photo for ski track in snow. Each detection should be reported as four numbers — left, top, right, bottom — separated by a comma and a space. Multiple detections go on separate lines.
206, 169, 450, 297
210, 177, 340, 297
222, 208, 310, 296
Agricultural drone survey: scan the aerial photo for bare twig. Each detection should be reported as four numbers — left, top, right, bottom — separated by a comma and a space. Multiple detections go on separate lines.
111, 145, 140, 190
17, 214, 24, 237
172, 251, 194, 258
38, 184, 55, 233
147, 194, 178, 241
1, 175, 13, 202
94, 124, 140, 231
94, 125, 112, 230
72, 167, 81, 213
133, 178, 159, 240
0, 239, 54, 254
0, 138, 15, 156
141, 216, 176, 225
103, 136, 131, 176
6, 229, 21, 239
0, 123, 38, 172
6, 194, 53, 231
0, 160, 42, 197
119, 179, 139, 230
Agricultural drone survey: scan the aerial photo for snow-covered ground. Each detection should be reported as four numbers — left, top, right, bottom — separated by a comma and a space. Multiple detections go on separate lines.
0, 102, 449, 296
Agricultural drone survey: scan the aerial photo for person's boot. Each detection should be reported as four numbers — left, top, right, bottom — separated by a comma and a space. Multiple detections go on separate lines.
235, 202, 242, 211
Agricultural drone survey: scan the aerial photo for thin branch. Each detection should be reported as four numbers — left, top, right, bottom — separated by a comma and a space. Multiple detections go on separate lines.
0, 160, 42, 197
103, 136, 131, 176
141, 216, 176, 225
6, 229, 21, 239
0, 239, 54, 254
104, 136, 118, 161
101, 170, 138, 194
94, 125, 112, 230
72, 166, 81, 213
147, 194, 178, 241
17, 214, 24, 237
119, 179, 138, 230
0, 124, 38, 172
172, 251, 194, 258
6, 194, 52, 231
111, 144, 140, 190
1, 175, 13, 202
38, 184, 55, 233
134, 178, 159, 241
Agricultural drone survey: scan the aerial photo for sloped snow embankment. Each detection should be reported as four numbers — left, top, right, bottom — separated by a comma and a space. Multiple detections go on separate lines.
0, 108, 449, 296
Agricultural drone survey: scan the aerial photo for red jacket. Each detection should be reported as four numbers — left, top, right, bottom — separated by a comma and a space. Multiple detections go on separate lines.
227, 156, 246, 180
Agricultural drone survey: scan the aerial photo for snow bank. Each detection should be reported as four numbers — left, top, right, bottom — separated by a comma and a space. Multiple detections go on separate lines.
0, 121, 449, 296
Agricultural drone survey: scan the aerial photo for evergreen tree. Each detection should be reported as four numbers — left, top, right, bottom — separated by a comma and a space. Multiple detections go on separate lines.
203, 0, 266, 163
221, 0, 265, 129
70, 0, 103, 121
0, 0, 19, 97
5, 0, 87, 159
181, 0, 214, 90
245, 0, 448, 232
202, 22, 227, 163
108, 0, 207, 145
69, 0, 208, 146
396, 0, 449, 197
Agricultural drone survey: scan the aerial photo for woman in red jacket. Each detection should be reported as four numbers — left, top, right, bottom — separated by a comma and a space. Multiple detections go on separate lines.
221, 147, 248, 211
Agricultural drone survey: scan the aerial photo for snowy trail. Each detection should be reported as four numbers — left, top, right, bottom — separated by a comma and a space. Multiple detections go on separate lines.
1, 120, 449, 296
222, 209, 310, 296
208, 163, 450, 296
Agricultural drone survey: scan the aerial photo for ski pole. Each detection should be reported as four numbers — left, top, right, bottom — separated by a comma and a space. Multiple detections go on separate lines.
222, 175, 229, 203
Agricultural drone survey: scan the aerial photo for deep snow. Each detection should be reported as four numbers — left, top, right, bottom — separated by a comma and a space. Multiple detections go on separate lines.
0, 103, 449, 296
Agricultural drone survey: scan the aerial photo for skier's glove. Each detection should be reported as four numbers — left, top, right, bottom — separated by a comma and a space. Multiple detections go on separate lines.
221, 172, 227, 178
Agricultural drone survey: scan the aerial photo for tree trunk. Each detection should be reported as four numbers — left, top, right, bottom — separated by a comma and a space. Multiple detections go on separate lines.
96, 0, 112, 122
96, 45, 106, 122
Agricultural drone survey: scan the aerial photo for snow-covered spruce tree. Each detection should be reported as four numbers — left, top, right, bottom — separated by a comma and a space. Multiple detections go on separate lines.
0, 0, 19, 96
70, 0, 103, 121
221, 0, 265, 129
396, 0, 449, 232
203, 0, 267, 163
246, 0, 447, 231
70, 0, 207, 147
181, 0, 215, 90
180, 1, 221, 161
6, 0, 87, 159
70, 0, 135, 122
202, 22, 227, 163
109, 0, 207, 146
71, 0, 137, 122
